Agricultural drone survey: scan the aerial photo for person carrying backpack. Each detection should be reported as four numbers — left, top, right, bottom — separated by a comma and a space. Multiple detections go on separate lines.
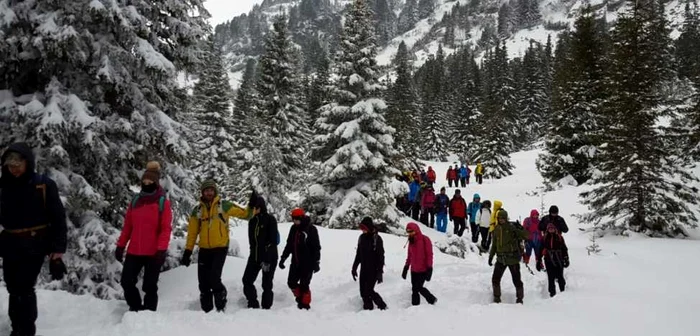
408, 179, 421, 220
242, 196, 280, 309
446, 166, 457, 188
426, 167, 436, 184
488, 210, 529, 304
537, 223, 570, 297
467, 194, 481, 243
115, 161, 173, 312
351, 217, 387, 310
458, 164, 469, 187
0, 143, 67, 336
402, 223, 437, 306
475, 161, 485, 185
279, 208, 321, 310
420, 184, 436, 228
180, 180, 255, 313
434, 187, 450, 233
448, 189, 467, 237
522, 209, 542, 265
539, 205, 569, 234
477, 200, 492, 250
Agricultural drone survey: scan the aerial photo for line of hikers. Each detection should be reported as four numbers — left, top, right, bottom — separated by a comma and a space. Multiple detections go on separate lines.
397, 161, 486, 188
0, 142, 569, 335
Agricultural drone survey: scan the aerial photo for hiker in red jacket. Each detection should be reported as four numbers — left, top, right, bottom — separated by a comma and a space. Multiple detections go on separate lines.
446, 166, 458, 188
449, 189, 468, 237
115, 161, 173, 312
401, 223, 437, 306
426, 167, 436, 184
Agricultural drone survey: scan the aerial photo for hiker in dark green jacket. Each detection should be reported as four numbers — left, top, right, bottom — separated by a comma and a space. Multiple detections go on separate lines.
488, 209, 529, 304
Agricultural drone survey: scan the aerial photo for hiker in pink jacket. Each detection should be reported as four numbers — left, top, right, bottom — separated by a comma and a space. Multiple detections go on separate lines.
401, 223, 437, 305
522, 209, 542, 265
420, 185, 436, 228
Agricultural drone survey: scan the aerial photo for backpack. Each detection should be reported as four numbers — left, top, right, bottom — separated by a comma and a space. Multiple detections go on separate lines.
195, 200, 227, 230
131, 192, 167, 228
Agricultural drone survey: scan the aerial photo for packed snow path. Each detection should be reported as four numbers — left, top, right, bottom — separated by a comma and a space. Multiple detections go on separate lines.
1, 150, 699, 336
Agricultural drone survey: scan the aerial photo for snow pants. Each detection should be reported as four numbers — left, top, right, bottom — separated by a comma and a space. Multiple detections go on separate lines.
359, 271, 386, 310
287, 263, 313, 308
242, 258, 277, 309
453, 217, 466, 237
448, 179, 453, 187
545, 260, 566, 296
1, 230, 46, 336
523, 240, 541, 264
492, 262, 523, 302
470, 222, 479, 243
436, 213, 448, 233
410, 272, 436, 305
480, 227, 491, 250
411, 202, 421, 221
122, 254, 163, 311
197, 247, 228, 312
476, 174, 483, 184
421, 209, 435, 228
459, 177, 466, 187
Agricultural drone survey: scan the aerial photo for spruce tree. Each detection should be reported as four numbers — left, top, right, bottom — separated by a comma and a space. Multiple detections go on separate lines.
418, 45, 451, 161
387, 41, 421, 159
372, 0, 398, 46
676, 0, 700, 82
580, 0, 699, 236
310, 0, 400, 231
0, 0, 208, 297
517, 42, 548, 144
190, 37, 238, 197
418, 0, 436, 20
538, 7, 608, 185
398, 0, 420, 34
249, 15, 310, 216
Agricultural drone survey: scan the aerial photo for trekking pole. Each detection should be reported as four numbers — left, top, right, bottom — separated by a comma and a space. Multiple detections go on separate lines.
525, 263, 535, 275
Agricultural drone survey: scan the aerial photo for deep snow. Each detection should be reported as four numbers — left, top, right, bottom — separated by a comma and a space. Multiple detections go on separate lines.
2, 149, 699, 336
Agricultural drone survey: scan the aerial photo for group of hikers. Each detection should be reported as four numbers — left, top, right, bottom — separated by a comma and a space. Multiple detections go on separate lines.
0, 143, 570, 336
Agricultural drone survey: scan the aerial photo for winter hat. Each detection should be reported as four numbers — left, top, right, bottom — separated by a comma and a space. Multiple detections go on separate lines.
359, 217, 375, 232
141, 161, 161, 184
473, 193, 481, 200
252, 196, 267, 213
530, 209, 540, 218
549, 205, 559, 215
200, 179, 217, 193
482, 200, 491, 209
291, 208, 305, 219
454, 189, 461, 195
440, 187, 446, 192
497, 209, 508, 220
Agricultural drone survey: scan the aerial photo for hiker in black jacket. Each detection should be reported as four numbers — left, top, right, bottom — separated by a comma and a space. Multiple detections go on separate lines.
351, 217, 387, 310
242, 196, 279, 309
279, 208, 321, 310
0, 143, 67, 336
539, 205, 569, 234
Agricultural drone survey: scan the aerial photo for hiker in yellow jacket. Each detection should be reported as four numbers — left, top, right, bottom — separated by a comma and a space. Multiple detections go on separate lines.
489, 200, 504, 233
475, 161, 485, 184
180, 180, 254, 313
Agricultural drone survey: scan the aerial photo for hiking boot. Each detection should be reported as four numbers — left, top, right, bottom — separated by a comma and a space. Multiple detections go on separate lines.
213, 289, 227, 312
247, 300, 260, 309
559, 282, 566, 292
493, 296, 501, 303
200, 293, 214, 313
549, 292, 556, 298
516, 298, 523, 304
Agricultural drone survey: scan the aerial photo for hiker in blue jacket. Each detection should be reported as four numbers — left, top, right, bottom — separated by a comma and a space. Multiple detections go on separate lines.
458, 165, 469, 187
408, 179, 421, 221
467, 193, 481, 243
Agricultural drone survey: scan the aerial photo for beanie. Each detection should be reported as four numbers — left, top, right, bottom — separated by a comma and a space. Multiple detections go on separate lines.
454, 189, 461, 194
497, 209, 508, 219
291, 208, 305, 218
200, 179, 217, 193
359, 217, 375, 231
473, 193, 481, 199
141, 161, 161, 184
549, 205, 559, 215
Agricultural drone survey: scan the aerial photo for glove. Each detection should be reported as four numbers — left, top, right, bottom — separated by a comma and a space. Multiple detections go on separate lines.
115, 246, 125, 263
488, 256, 493, 267
377, 272, 383, 284
563, 257, 570, 268
49, 258, 67, 281
401, 265, 409, 280
351, 268, 358, 281
261, 262, 271, 273
181, 250, 192, 267
155, 250, 167, 265
536, 260, 544, 272
426, 267, 433, 281
314, 262, 320, 273
278, 259, 286, 269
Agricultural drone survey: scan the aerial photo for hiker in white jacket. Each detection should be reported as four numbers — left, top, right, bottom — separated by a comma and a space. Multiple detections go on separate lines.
476, 200, 492, 250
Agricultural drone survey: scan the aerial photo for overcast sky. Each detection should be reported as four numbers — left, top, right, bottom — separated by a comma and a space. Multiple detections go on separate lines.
204, 0, 264, 26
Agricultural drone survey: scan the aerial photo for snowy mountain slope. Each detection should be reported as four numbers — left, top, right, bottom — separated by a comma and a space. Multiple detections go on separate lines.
213, 0, 688, 86
3, 149, 699, 336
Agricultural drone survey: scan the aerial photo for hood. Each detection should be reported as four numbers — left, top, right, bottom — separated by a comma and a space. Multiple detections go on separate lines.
1, 142, 36, 182
473, 193, 481, 201
427, 167, 433, 171
300, 215, 312, 227
530, 209, 540, 218
253, 196, 268, 214
406, 222, 423, 236
493, 200, 503, 211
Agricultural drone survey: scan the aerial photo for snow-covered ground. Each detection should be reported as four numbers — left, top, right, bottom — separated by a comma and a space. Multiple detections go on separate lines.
2, 149, 699, 336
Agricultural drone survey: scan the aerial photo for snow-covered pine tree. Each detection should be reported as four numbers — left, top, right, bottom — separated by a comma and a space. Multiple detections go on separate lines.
675, 0, 700, 82
307, 48, 331, 131
0, 0, 207, 297
372, 0, 398, 46
444, 47, 480, 161
231, 58, 261, 202
416, 45, 450, 161
247, 15, 310, 217
417, 0, 435, 20
517, 42, 548, 144
309, 0, 401, 231
190, 36, 238, 198
538, 6, 608, 186
387, 41, 421, 161
580, 0, 700, 237
472, 42, 515, 179
397, 0, 419, 34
